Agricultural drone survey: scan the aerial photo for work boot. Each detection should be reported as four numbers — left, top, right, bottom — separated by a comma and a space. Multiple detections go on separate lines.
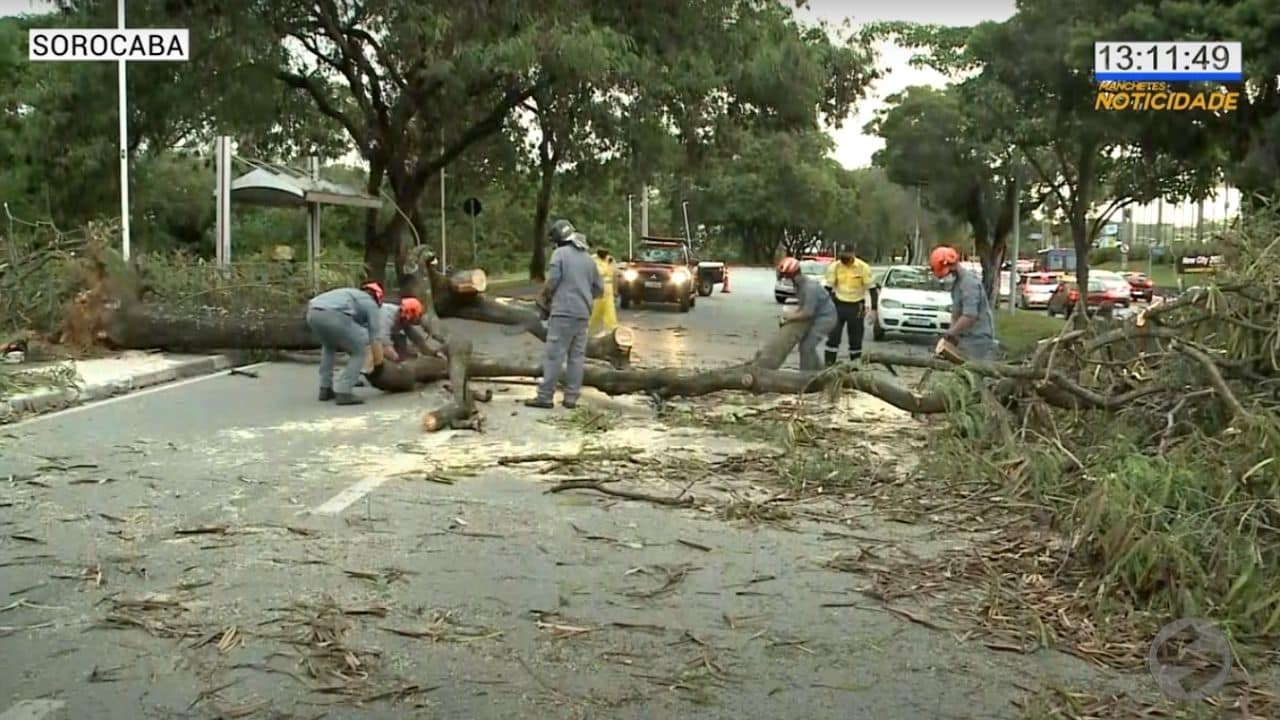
561, 399, 578, 409
824, 350, 838, 367
524, 398, 554, 409
318, 387, 335, 402
334, 393, 364, 405
849, 352, 862, 363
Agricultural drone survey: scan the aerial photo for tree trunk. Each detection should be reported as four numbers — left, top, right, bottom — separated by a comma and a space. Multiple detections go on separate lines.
365, 353, 948, 414
1069, 210, 1091, 324
529, 138, 556, 282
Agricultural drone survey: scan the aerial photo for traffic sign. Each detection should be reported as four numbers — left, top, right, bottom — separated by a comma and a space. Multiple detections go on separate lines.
1029, 232, 1043, 241
462, 197, 483, 217
1119, 242, 1130, 253
1103, 223, 1119, 236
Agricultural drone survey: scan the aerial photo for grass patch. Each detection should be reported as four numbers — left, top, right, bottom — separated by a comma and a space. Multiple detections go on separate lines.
995, 309, 1066, 358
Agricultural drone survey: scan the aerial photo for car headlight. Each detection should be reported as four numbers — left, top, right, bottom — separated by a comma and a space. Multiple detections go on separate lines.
939, 304, 952, 313
622, 269, 638, 282
671, 268, 690, 284
881, 299, 902, 309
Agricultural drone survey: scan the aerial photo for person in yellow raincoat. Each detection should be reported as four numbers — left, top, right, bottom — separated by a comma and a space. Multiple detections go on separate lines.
588, 247, 618, 334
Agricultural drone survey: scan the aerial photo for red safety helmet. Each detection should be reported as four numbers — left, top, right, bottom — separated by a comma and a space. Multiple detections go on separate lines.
361, 281, 385, 305
777, 256, 801, 278
399, 297, 424, 322
929, 246, 960, 279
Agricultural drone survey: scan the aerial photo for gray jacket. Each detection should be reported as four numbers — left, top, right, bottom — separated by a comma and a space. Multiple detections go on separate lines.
546, 243, 604, 320
309, 287, 382, 338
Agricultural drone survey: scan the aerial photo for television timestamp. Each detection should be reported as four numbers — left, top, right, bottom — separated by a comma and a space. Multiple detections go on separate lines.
1094, 42, 1242, 82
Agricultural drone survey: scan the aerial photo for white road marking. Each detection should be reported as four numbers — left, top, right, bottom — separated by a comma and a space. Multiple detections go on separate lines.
10, 363, 266, 426
309, 430, 460, 515
0, 699, 67, 720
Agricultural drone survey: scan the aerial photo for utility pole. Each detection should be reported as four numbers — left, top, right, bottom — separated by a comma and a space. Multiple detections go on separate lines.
1006, 171, 1020, 314
1151, 199, 1162, 277
913, 185, 922, 262
1195, 198, 1204, 242
627, 194, 634, 260
681, 201, 692, 245
640, 184, 649, 238
1122, 206, 1133, 271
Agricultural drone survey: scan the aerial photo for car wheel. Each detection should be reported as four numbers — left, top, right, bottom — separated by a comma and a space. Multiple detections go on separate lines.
678, 295, 691, 313
774, 294, 786, 304
872, 320, 885, 342
697, 278, 713, 297
689, 293, 696, 308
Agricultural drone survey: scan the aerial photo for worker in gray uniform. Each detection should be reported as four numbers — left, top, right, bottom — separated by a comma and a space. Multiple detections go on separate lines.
305, 281, 385, 405
526, 219, 603, 409
929, 246, 996, 361
777, 256, 837, 371
375, 296, 434, 361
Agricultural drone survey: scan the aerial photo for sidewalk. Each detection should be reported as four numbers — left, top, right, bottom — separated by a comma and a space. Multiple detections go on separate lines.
0, 351, 236, 422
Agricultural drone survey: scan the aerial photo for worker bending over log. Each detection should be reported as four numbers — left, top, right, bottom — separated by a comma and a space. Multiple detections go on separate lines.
777, 256, 837, 371
305, 281, 386, 405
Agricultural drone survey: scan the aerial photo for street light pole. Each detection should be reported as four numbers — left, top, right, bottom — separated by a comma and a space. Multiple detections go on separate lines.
627, 194, 634, 260
681, 201, 692, 245
117, 0, 131, 261
1006, 171, 1021, 314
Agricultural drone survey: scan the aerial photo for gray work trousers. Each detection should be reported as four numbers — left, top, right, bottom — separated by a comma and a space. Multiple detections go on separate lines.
537, 315, 589, 403
799, 315, 837, 371
306, 307, 369, 394
957, 336, 996, 362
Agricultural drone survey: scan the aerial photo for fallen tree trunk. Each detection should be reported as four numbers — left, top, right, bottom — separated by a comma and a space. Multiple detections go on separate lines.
89, 242, 632, 368
366, 352, 951, 414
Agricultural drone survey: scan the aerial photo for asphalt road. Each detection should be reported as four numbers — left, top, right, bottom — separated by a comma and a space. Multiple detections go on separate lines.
0, 269, 1103, 720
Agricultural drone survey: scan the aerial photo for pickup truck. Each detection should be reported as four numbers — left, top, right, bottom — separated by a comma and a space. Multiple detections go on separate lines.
615, 237, 725, 312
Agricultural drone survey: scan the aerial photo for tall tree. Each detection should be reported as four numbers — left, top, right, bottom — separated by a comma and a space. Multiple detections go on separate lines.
869, 83, 1041, 299
883, 2, 1222, 297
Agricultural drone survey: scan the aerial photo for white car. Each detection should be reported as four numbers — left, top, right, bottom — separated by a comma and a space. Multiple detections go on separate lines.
1017, 272, 1059, 309
872, 265, 953, 341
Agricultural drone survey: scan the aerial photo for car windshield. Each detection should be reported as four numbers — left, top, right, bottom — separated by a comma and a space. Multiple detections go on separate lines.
799, 260, 829, 276
636, 245, 683, 264
885, 267, 947, 291
1026, 276, 1056, 287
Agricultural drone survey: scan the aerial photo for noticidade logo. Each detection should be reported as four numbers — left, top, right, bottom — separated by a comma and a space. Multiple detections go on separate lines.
1096, 82, 1239, 112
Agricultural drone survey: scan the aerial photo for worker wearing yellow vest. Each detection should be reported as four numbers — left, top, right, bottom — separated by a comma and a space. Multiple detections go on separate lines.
588, 247, 618, 334
824, 244, 877, 366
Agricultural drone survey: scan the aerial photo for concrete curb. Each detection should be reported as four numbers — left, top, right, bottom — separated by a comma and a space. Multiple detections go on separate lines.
0, 354, 234, 423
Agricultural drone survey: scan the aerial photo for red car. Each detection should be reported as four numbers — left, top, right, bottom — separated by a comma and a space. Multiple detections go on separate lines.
1046, 278, 1128, 317
1124, 272, 1155, 302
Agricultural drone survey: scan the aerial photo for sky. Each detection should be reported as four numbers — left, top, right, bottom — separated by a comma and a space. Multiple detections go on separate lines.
793, 0, 1017, 168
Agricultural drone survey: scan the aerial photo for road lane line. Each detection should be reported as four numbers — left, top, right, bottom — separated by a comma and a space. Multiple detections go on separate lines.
309, 429, 460, 515
0, 699, 67, 720
10, 363, 267, 426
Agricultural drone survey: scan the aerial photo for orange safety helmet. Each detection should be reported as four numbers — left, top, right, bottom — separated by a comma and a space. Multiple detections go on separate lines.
928, 246, 960, 279
777, 256, 801, 278
399, 296, 424, 323
361, 281, 385, 305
